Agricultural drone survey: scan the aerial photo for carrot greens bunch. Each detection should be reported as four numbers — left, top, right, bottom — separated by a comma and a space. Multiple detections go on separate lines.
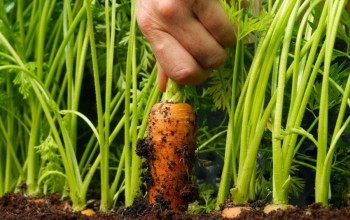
214, 0, 350, 210
0, 0, 158, 211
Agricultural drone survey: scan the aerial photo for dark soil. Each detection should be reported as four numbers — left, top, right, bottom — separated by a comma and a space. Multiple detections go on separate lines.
1, 193, 350, 219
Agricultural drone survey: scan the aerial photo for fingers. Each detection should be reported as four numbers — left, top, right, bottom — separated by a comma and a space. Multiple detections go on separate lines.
136, 0, 235, 89
157, 65, 167, 92
149, 29, 211, 86
193, 0, 236, 47
155, 0, 228, 70
169, 17, 227, 70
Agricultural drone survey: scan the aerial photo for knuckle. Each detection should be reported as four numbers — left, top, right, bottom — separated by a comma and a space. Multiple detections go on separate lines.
222, 35, 236, 48
136, 11, 152, 34
171, 66, 198, 84
157, 0, 178, 21
202, 50, 227, 69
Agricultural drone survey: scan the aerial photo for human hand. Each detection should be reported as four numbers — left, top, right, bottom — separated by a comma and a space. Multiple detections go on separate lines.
136, 0, 235, 91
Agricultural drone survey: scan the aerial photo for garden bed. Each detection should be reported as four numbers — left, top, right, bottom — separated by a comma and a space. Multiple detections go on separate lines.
1, 1, 350, 219
1, 193, 350, 219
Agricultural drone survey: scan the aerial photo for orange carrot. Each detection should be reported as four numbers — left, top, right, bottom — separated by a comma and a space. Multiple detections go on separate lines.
146, 102, 197, 211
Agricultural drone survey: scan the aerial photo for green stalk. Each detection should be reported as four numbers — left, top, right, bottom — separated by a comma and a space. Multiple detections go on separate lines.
124, 0, 138, 206
162, 79, 184, 103
316, 2, 333, 198
84, 0, 108, 211
239, 0, 285, 171
0, 131, 3, 196
216, 38, 242, 208
230, 0, 297, 204
16, 0, 25, 59
24, 0, 55, 195
232, 92, 277, 203
1, 54, 85, 210
130, 0, 142, 202
71, 22, 89, 148
44, 6, 86, 88
282, 4, 327, 174
290, 0, 317, 111
26, 106, 40, 194
315, 0, 347, 205
78, 90, 123, 175
63, 0, 77, 150
30, 83, 84, 209
130, 65, 159, 201
48, 16, 64, 66
272, 0, 300, 204
36, 0, 54, 80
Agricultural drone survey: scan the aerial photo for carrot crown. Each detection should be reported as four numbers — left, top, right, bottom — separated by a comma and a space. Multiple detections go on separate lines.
162, 79, 184, 103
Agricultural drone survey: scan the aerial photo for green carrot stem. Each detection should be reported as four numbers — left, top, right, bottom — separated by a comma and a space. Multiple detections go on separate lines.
84, 0, 108, 210
315, 0, 347, 205
272, 0, 300, 204
162, 79, 184, 103
124, 0, 138, 207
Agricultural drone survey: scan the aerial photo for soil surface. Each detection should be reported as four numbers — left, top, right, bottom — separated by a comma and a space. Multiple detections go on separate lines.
1, 193, 350, 219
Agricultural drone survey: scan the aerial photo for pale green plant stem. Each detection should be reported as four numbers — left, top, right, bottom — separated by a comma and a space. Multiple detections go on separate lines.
197, 130, 227, 152
316, 0, 347, 205
0, 57, 85, 211
316, 2, 333, 200
26, 100, 40, 194
0, 145, 3, 196
232, 92, 277, 203
130, 66, 160, 201
37, 171, 66, 188
282, 43, 326, 191
124, 0, 138, 206
293, 118, 319, 155
110, 70, 160, 201
239, 3, 281, 171
216, 38, 243, 208
84, 0, 109, 211
30, 82, 85, 209
0, 102, 26, 194
230, 0, 297, 204
63, 0, 77, 150
48, 17, 64, 66
124, 18, 132, 209
79, 66, 158, 202
45, 6, 86, 88
71, 22, 89, 146
16, 0, 25, 59
130, 0, 142, 202
218, 46, 249, 207
78, 91, 123, 174
24, 0, 38, 58
290, 0, 317, 110
25, 0, 55, 195
279, 0, 327, 183
272, 0, 300, 204
110, 149, 126, 200
162, 79, 184, 103
36, 0, 53, 80
0, 110, 21, 193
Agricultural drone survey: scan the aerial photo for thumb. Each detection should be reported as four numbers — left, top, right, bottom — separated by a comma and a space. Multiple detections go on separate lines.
157, 64, 168, 92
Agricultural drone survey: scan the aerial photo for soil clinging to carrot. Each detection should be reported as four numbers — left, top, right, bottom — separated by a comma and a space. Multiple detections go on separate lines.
137, 102, 199, 212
